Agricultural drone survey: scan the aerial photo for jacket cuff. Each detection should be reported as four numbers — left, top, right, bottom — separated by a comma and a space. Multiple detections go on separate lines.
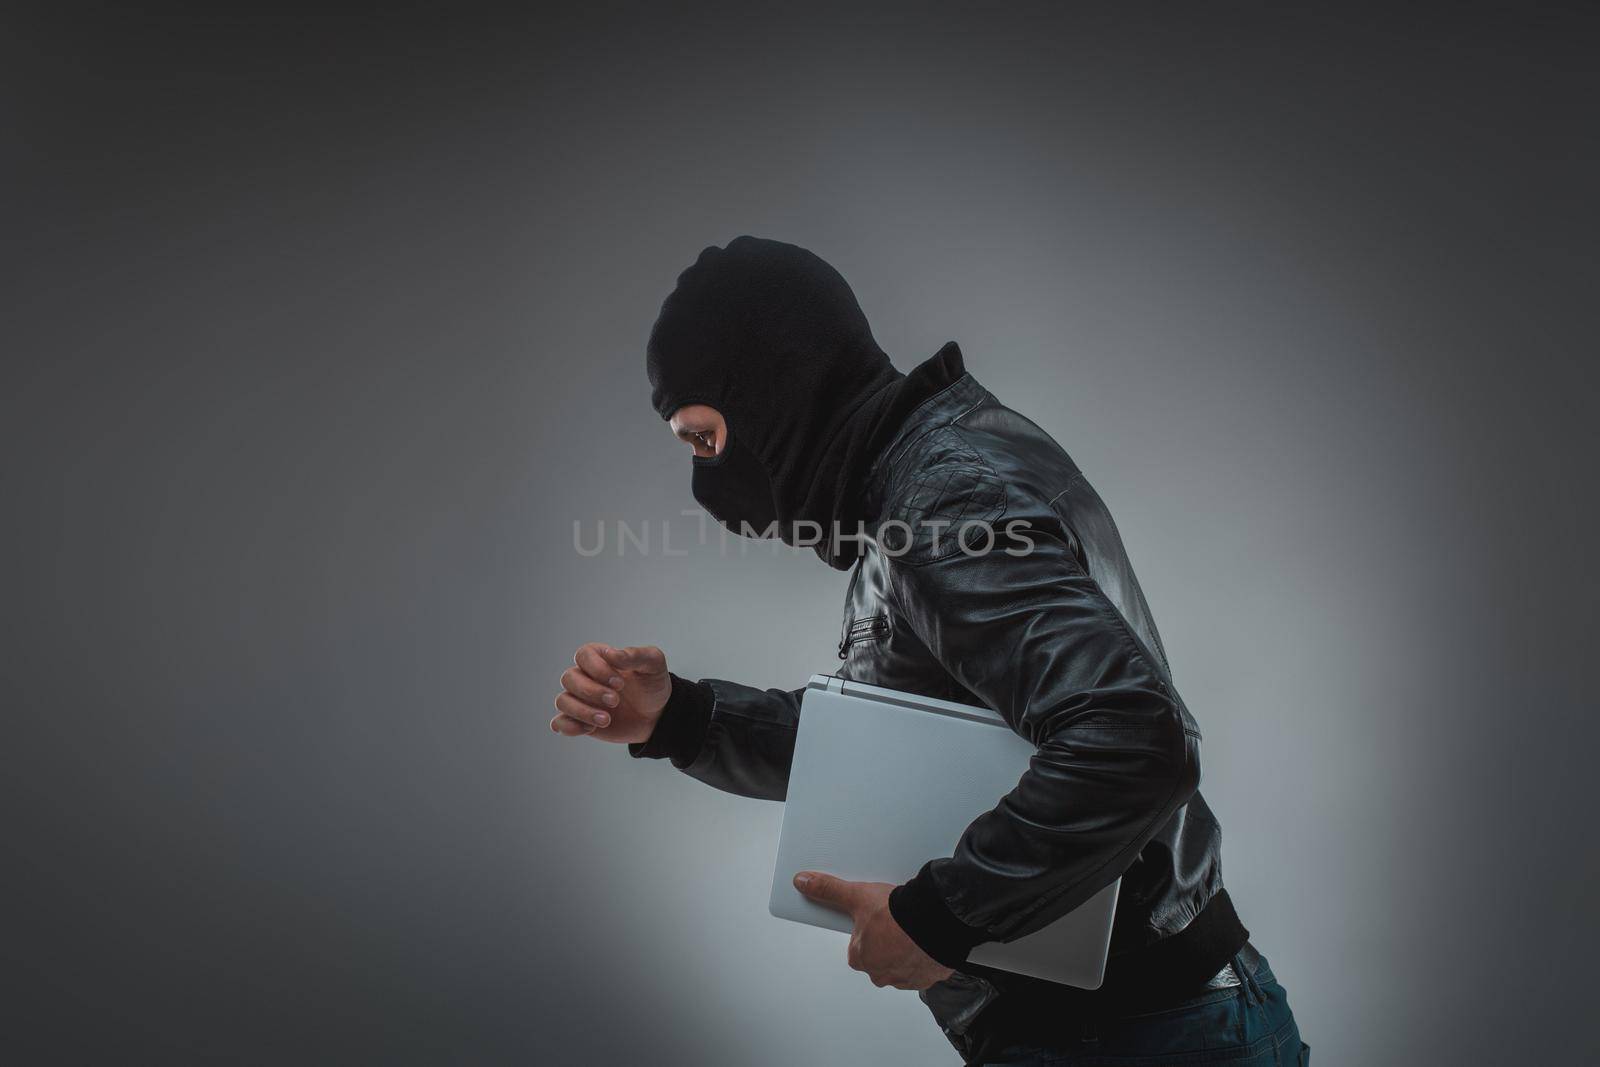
888, 861, 990, 969
628, 674, 713, 768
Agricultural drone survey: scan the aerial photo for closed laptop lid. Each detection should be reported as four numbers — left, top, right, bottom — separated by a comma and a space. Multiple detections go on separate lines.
769, 675, 1119, 989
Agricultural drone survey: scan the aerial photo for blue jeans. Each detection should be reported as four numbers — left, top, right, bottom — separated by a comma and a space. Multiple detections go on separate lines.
981, 952, 1307, 1065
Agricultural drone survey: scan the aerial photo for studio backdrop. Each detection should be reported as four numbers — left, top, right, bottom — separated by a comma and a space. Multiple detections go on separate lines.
6, 8, 1596, 1065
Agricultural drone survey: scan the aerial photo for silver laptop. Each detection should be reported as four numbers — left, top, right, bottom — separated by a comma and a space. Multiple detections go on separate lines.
769, 674, 1120, 989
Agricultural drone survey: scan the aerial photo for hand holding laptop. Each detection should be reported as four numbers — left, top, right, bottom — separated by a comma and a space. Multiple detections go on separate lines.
770, 676, 1121, 987
792, 871, 954, 991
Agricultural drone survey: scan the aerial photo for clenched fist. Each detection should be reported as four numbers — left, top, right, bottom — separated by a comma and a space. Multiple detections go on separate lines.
552, 643, 671, 743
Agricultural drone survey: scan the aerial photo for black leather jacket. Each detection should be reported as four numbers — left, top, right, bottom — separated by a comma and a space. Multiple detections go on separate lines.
634, 349, 1248, 1053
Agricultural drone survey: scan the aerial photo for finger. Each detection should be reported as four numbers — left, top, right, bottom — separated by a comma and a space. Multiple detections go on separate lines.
847, 934, 864, 972
575, 643, 624, 688
550, 713, 596, 737
555, 691, 612, 729
599, 644, 667, 677
561, 666, 620, 711
794, 871, 861, 915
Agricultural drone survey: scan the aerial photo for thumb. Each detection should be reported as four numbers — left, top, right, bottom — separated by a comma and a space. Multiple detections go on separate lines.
600, 645, 667, 675
794, 871, 860, 915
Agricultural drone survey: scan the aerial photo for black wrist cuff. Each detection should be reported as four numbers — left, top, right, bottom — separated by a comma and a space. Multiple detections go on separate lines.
889, 861, 990, 969
628, 674, 714, 767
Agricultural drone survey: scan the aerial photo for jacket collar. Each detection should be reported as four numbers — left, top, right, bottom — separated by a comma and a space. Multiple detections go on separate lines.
859, 342, 988, 521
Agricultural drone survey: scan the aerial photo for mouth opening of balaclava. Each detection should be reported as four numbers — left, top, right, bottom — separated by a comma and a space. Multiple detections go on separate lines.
646, 236, 955, 568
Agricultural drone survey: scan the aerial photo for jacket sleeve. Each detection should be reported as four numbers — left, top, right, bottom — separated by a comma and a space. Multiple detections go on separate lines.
629, 674, 804, 801
882, 492, 1201, 970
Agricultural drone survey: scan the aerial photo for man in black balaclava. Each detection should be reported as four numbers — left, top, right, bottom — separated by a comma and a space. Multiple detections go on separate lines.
645, 235, 960, 565
550, 238, 1306, 1066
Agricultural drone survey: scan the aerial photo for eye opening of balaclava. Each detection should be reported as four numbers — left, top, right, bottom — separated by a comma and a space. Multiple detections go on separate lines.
646, 236, 917, 567
688, 423, 780, 535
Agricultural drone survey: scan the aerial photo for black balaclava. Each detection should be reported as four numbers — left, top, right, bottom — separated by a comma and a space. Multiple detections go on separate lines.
646, 236, 961, 569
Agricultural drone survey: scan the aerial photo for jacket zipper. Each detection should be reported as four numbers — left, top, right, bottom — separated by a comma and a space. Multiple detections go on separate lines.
838, 616, 889, 659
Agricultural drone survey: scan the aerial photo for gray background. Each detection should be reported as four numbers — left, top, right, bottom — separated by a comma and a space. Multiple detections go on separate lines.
5, 7, 1596, 1065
